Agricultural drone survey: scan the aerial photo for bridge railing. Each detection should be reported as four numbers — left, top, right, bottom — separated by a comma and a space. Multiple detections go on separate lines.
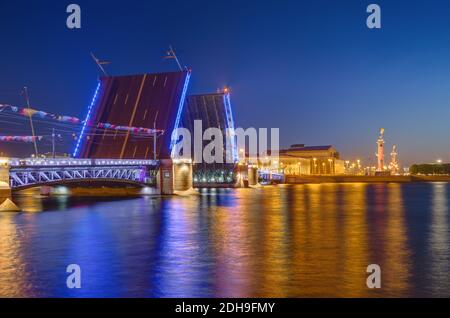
5, 158, 160, 189
9, 166, 148, 189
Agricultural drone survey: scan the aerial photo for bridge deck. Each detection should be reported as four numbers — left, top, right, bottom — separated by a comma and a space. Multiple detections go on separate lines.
3, 158, 159, 190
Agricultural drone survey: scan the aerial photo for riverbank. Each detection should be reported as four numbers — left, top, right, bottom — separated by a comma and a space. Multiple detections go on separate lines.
285, 175, 450, 184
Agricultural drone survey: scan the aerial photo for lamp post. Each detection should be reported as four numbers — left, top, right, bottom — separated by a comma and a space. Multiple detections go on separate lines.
328, 158, 333, 175
239, 148, 246, 165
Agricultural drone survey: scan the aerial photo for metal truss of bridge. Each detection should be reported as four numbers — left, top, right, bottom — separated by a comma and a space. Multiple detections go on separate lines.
3, 158, 159, 190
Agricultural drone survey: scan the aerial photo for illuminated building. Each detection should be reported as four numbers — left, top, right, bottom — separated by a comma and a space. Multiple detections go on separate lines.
276, 156, 311, 175
279, 144, 344, 175
249, 144, 344, 176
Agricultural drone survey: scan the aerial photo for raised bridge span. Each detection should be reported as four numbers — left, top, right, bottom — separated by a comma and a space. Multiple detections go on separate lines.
1, 157, 159, 190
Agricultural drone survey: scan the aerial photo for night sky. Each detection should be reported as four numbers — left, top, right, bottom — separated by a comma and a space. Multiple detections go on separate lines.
1, 0, 450, 165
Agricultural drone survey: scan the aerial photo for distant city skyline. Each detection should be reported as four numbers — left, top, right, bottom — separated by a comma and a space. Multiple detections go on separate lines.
1, 0, 450, 165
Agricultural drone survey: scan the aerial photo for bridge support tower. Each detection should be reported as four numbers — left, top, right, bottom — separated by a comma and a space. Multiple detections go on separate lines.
248, 166, 258, 186
0, 159, 20, 211
157, 159, 193, 195
0, 159, 11, 199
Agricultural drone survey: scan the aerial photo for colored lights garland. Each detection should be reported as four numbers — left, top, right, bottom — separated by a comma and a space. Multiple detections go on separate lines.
0, 135, 43, 143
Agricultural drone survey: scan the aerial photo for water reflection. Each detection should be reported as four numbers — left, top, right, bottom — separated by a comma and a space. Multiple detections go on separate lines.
383, 183, 410, 296
0, 183, 449, 297
429, 183, 450, 296
211, 189, 257, 297
0, 214, 28, 297
340, 183, 369, 297
153, 196, 214, 297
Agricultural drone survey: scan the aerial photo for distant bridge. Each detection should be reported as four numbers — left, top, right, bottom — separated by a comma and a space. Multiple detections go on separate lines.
1, 158, 159, 190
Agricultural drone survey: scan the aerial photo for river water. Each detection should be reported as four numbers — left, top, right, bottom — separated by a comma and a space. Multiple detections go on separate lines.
0, 183, 449, 297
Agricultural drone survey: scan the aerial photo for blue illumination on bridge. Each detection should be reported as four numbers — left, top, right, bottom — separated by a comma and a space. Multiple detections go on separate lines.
223, 93, 238, 163
6, 157, 158, 189
170, 71, 191, 156
73, 82, 101, 158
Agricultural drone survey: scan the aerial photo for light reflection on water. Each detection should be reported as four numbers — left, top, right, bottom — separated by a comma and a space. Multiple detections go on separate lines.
0, 183, 450, 297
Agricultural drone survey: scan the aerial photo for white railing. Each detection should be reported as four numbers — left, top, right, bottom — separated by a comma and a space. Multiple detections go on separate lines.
8, 158, 158, 167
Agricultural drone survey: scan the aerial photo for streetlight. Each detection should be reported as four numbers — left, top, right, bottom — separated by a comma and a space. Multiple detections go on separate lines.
345, 160, 350, 174
239, 148, 245, 163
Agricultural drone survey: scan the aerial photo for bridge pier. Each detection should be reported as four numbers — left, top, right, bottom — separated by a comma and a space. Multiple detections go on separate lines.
0, 185, 11, 201
248, 166, 259, 186
173, 160, 193, 193
0, 159, 11, 198
0, 158, 20, 212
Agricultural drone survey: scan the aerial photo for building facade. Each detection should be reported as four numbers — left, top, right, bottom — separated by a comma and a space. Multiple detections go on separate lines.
280, 144, 344, 175
251, 144, 344, 176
